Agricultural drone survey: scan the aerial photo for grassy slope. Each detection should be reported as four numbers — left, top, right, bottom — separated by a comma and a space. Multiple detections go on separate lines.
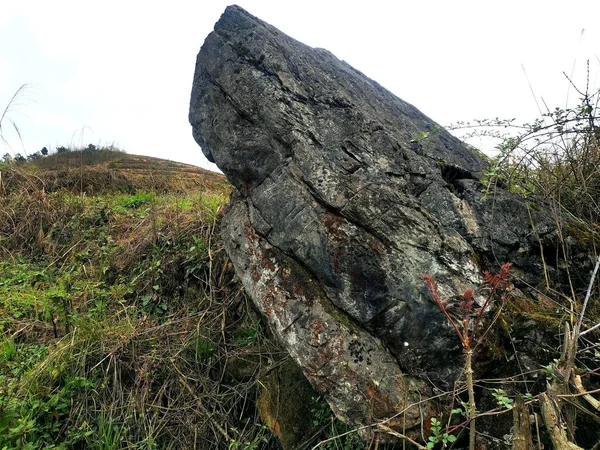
0, 150, 284, 450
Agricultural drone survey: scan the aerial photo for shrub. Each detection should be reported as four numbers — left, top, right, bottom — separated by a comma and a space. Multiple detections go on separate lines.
452, 72, 600, 234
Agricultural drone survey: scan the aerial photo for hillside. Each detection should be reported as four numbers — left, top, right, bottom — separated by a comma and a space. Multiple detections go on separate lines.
1, 148, 229, 196
0, 148, 355, 450
0, 150, 312, 449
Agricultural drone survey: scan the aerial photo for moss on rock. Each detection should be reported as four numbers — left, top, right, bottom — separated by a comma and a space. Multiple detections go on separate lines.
257, 359, 321, 449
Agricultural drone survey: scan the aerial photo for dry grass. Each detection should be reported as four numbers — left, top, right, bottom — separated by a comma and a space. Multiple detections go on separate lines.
0, 151, 292, 449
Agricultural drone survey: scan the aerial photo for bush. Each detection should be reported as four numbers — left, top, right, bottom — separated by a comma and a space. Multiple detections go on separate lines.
453, 77, 600, 231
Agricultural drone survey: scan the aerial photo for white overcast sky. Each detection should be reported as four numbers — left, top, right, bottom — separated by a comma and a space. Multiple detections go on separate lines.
1, 1, 599, 170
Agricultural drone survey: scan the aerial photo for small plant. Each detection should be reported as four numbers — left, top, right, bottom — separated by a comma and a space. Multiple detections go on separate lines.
0, 337, 17, 361
451, 404, 467, 418
491, 389, 514, 410
310, 398, 364, 450
184, 236, 210, 281
427, 417, 457, 449
117, 190, 154, 209
411, 125, 443, 144
542, 359, 559, 380
202, 193, 226, 220
228, 424, 269, 450
194, 335, 216, 360
88, 412, 123, 450
236, 326, 260, 346
424, 263, 512, 450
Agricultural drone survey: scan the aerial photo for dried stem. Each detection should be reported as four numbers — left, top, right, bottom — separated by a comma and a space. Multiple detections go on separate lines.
577, 253, 600, 333
465, 349, 476, 450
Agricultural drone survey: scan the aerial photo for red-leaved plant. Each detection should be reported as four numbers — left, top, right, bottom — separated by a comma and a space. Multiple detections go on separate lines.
423, 262, 512, 450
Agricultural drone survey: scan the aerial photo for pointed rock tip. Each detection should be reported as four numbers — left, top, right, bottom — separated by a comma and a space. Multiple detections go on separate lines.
215, 4, 261, 31
224, 4, 247, 14
221, 4, 257, 21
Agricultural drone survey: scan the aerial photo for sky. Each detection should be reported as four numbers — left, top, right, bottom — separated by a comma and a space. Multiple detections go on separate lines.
1, 1, 599, 171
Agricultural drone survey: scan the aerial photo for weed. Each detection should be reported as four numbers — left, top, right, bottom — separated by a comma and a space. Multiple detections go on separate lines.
441, 69, 600, 448
426, 417, 457, 449
450, 69, 600, 243
116, 190, 154, 209
194, 335, 216, 360
309, 399, 364, 450
411, 125, 443, 145
228, 424, 269, 450
320, 421, 363, 450
424, 263, 512, 450
541, 359, 559, 380
0, 338, 17, 362
0, 84, 31, 155
88, 413, 123, 450
491, 389, 514, 410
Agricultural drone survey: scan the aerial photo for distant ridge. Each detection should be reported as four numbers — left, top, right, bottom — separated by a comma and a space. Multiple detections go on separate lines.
2, 149, 230, 196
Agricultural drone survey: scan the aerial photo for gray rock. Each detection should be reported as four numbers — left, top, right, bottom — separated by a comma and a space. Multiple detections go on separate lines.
189, 5, 573, 430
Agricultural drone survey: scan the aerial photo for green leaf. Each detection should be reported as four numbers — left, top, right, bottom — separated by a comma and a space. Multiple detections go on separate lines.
142, 294, 153, 307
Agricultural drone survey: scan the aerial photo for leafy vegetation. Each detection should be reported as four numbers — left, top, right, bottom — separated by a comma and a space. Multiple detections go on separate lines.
0, 149, 356, 449
426, 418, 456, 449
0, 151, 259, 449
452, 73, 600, 238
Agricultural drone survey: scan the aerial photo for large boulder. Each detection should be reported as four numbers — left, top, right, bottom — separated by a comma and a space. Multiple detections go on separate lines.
189, 5, 574, 431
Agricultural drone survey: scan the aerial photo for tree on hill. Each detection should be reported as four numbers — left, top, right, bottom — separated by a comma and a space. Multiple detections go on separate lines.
27, 151, 42, 161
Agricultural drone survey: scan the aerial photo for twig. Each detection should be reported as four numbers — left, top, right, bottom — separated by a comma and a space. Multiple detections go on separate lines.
376, 425, 428, 450
171, 358, 231, 442
577, 253, 600, 332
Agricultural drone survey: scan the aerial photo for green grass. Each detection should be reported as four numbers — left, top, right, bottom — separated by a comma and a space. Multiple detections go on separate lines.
0, 160, 277, 450
0, 153, 353, 449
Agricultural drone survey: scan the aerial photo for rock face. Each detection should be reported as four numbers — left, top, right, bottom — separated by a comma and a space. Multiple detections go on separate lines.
189, 6, 564, 429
